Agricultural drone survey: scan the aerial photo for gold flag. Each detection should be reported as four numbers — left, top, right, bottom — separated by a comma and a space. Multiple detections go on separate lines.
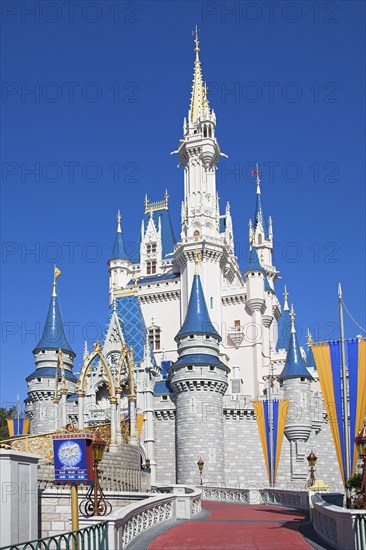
54, 267, 61, 280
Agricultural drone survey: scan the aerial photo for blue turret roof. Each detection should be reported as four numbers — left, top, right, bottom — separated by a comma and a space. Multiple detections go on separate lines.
175, 275, 221, 341
305, 345, 317, 370
142, 208, 176, 259
245, 247, 263, 273
33, 294, 74, 355
264, 275, 274, 293
279, 330, 312, 381
26, 367, 77, 383
276, 308, 291, 351
111, 232, 128, 259
254, 189, 269, 238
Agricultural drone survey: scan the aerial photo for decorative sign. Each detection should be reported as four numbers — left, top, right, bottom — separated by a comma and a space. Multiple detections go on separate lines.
53, 434, 93, 483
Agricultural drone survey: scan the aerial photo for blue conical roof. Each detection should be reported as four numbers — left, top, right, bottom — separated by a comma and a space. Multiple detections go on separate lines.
279, 330, 312, 381
305, 345, 317, 370
33, 294, 74, 355
254, 191, 269, 238
276, 309, 291, 351
175, 275, 221, 341
111, 232, 127, 259
245, 247, 263, 273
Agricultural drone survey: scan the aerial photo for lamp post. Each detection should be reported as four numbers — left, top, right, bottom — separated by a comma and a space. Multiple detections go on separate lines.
197, 457, 204, 486
306, 451, 317, 487
355, 426, 366, 508
79, 431, 112, 516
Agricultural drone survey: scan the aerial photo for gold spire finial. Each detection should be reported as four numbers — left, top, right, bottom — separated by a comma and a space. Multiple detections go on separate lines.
189, 27, 210, 125
307, 328, 312, 346
52, 265, 61, 297
290, 304, 296, 334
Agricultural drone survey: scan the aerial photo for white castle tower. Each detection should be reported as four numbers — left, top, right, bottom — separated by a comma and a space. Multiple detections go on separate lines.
169, 272, 229, 485
26, 276, 77, 434
279, 304, 313, 480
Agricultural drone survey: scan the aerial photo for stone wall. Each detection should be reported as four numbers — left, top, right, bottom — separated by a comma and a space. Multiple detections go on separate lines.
153, 405, 176, 485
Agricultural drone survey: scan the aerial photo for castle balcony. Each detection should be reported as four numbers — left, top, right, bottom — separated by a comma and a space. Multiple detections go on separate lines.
227, 326, 244, 348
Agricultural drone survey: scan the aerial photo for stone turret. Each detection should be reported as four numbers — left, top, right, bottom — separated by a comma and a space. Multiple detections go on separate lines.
108, 210, 133, 303
279, 305, 312, 442
169, 274, 229, 485
26, 275, 77, 434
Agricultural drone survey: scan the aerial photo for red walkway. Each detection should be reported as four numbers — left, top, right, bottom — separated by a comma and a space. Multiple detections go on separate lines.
147, 501, 313, 550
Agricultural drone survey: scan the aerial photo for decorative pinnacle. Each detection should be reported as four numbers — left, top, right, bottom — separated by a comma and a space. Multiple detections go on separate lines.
290, 304, 296, 334
307, 328, 312, 346
52, 265, 61, 297
338, 282, 343, 300
255, 163, 261, 194
117, 210, 122, 233
194, 25, 200, 56
83, 341, 88, 361
283, 285, 289, 311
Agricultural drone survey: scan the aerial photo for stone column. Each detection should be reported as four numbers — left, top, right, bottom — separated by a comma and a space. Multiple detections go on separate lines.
109, 397, 118, 453
116, 390, 122, 444
129, 395, 138, 446
61, 389, 68, 428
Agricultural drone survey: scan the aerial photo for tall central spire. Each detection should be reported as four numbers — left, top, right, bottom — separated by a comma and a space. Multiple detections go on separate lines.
189, 27, 210, 125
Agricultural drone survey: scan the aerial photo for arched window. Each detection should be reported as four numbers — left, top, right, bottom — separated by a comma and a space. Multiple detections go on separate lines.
148, 327, 161, 351
210, 297, 214, 309
258, 234, 262, 245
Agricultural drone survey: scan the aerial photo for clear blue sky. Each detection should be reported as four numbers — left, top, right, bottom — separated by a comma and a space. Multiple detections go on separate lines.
1, 1, 365, 407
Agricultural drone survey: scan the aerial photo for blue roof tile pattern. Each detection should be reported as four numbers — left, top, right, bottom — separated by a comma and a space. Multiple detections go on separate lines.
111, 232, 128, 259
26, 367, 78, 383
175, 275, 221, 341
143, 209, 176, 259
279, 331, 312, 381
154, 379, 174, 395
33, 295, 74, 355
276, 309, 291, 351
112, 296, 153, 365
174, 353, 226, 368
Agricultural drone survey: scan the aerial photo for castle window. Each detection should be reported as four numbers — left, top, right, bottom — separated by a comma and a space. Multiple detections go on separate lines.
258, 234, 262, 245
37, 378, 41, 382
187, 366, 193, 371
161, 395, 168, 401
146, 243, 157, 254
234, 320, 240, 331
210, 366, 215, 371
149, 327, 161, 351
210, 297, 214, 309
147, 260, 157, 274
232, 379, 241, 393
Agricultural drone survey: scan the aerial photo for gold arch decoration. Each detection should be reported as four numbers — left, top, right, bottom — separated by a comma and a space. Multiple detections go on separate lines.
78, 342, 116, 398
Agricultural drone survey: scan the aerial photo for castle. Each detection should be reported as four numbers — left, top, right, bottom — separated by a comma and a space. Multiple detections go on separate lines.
25, 32, 342, 490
